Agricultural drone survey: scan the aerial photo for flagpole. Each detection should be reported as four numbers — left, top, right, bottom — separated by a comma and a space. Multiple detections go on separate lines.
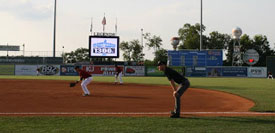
103, 23, 105, 35
115, 17, 117, 35
103, 13, 105, 36
90, 17, 93, 35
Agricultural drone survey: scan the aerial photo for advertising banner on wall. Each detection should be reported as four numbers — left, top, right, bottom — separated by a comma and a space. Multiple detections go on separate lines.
247, 67, 267, 78
60, 65, 79, 76
82, 65, 124, 76
207, 67, 222, 77
0, 65, 15, 75
206, 50, 223, 66
145, 66, 164, 76
124, 66, 145, 76
168, 50, 223, 67
15, 65, 60, 76
185, 67, 207, 77
37, 65, 60, 76
15, 65, 38, 76
222, 67, 247, 77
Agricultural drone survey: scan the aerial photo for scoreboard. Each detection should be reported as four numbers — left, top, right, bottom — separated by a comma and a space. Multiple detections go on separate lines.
168, 50, 223, 67
89, 36, 119, 58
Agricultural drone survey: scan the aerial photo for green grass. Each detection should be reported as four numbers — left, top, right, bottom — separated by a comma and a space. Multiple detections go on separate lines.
0, 116, 275, 133
188, 78, 275, 112
1, 76, 275, 132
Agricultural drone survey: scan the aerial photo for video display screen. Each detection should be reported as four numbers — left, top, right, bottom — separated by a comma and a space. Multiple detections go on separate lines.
89, 36, 119, 58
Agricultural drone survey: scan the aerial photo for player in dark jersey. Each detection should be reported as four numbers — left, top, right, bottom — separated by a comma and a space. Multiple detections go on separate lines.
158, 61, 190, 118
114, 64, 123, 84
74, 66, 93, 96
267, 71, 274, 79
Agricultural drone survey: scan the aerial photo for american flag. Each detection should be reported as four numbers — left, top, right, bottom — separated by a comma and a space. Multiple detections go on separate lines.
102, 16, 106, 25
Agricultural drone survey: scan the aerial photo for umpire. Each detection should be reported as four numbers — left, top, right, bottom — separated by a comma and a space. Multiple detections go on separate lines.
157, 61, 190, 118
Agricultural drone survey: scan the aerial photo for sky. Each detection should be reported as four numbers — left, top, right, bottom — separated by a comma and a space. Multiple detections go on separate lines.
0, 0, 275, 60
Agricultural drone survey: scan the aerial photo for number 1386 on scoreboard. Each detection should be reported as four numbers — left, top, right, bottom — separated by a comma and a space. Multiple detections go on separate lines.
93, 48, 115, 54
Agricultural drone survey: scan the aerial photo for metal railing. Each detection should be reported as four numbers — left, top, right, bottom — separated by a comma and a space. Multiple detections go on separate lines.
0, 51, 64, 57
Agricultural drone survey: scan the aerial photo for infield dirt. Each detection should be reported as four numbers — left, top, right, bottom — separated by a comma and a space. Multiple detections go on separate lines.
0, 79, 258, 116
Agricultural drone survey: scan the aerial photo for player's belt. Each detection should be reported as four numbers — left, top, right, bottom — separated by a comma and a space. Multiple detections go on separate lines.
181, 79, 189, 85
84, 76, 92, 79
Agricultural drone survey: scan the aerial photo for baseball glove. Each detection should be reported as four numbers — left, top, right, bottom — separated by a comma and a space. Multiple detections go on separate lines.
69, 82, 78, 87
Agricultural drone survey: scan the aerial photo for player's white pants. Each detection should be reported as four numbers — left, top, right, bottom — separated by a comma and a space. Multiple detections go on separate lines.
267, 75, 274, 79
81, 77, 92, 94
115, 72, 123, 84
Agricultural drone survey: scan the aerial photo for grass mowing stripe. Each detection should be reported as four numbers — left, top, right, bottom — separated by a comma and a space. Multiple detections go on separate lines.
1, 116, 275, 133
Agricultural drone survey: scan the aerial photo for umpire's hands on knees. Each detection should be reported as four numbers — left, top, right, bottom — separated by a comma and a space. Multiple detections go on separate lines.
173, 91, 179, 97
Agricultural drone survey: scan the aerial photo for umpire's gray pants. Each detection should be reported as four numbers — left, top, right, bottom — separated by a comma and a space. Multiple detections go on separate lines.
174, 79, 190, 114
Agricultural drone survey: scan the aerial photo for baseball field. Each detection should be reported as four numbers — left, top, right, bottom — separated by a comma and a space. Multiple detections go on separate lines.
0, 76, 275, 132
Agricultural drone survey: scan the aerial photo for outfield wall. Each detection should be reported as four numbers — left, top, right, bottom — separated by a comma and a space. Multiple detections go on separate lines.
267, 56, 275, 76
185, 66, 266, 78
168, 50, 223, 67
0, 64, 15, 75
0, 64, 268, 78
2, 65, 145, 77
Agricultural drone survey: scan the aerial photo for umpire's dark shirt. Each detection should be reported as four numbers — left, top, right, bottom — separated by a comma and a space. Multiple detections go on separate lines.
164, 67, 187, 84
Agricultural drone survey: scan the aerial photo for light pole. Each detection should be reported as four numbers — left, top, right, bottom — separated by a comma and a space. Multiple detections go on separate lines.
200, 0, 203, 51
53, 0, 57, 57
6, 43, 9, 57
23, 44, 25, 56
141, 28, 144, 48
62, 46, 65, 63
141, 28, 144, 60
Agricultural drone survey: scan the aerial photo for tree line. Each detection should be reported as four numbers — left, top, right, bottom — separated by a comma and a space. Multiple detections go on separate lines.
63, 23, 275, 66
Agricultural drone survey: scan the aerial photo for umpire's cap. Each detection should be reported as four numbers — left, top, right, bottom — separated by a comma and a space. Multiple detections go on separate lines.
157, 61, 166, 66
